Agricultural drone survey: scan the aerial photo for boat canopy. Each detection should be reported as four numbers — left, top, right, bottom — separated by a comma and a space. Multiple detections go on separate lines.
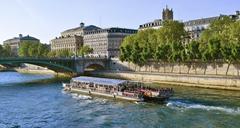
72, 76, 127, 86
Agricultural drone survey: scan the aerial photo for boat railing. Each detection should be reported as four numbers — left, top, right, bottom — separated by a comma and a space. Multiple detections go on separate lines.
122, 91, 138, 98
70, 85, 140, 98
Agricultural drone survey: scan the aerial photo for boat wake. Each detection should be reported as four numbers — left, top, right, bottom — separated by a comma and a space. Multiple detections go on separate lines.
71, 93, 92, 100
166, 100, 240, 115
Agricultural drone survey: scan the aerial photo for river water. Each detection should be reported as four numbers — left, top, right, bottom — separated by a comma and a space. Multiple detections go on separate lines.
0, 72, 240, 128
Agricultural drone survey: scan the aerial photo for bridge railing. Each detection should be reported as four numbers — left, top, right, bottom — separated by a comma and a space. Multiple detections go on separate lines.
0, 56, 109, 61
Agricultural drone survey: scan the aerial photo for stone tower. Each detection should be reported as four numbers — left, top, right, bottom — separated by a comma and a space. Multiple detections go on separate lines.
162, 5, 173, 20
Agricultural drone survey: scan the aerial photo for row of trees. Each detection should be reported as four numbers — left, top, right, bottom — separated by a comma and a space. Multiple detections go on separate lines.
17, 40, 93, 58
18, 41, 50, 57
120, 16, 240, 67
0, 44, 12, 57
39, 45, 93, 58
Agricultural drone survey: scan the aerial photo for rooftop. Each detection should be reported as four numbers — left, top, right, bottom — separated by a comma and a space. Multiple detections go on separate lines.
84, 27, 137, 35
21, 35, 40, 41
184, 16, 219, 26
3, 34, 39, 43
62, 25, 101, 33
72, 76, 127, 86
139, 19, 163, 29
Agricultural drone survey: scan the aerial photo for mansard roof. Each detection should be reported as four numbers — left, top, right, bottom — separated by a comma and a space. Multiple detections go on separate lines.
184, 16, 219, 26
62, 25, 101, 33
84, 27, 137, 35
3, 35, 39, 43
20, 35, 39, 41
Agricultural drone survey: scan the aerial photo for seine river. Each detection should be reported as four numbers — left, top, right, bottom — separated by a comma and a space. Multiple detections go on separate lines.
0, 72, 240, 128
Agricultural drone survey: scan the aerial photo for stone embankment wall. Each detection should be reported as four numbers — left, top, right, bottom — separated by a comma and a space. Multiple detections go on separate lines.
103, 59, 240, 90
109, 59, 240, 77
95, 71, 240, 90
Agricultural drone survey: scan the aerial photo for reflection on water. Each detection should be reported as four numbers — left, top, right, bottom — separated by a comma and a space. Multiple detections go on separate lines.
0, 72, 54, 85
0, 72, 240, 128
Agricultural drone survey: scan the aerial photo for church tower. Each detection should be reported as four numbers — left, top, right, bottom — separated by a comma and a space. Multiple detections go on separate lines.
162, 5, 173, 21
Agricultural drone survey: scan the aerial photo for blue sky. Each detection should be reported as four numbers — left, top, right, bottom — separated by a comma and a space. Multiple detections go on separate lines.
0, 0, 239, 44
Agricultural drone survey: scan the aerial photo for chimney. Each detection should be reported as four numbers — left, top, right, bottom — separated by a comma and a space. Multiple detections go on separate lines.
236, 11, 240, 15
80, 22, 85, 28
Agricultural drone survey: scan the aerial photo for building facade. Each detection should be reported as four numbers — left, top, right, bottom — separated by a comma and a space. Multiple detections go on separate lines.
184, 11, 240, 41
50, 35, 83, 54
3, 34, 40, 56
61, 22, 100, 37
139, 6, 240, 41
184, 17, 219, 40
50, 23, 100, 53
139, 6, 173, 30
84, 28, 137, 58
162, 6, 174, 21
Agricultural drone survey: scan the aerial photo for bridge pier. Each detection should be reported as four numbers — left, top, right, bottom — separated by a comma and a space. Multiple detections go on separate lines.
74, 58, 110, 75
74, 60, 85, 75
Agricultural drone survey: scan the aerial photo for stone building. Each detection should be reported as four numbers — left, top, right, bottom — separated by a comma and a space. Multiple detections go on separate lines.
3, 34, 40, 56
184, 11, 240, 41
61, 22, 100, 37
228, 11, 240, 21
139, 6, 173, 30
162, 6, 174, 21
184, 17, 219, 40
50, 35, 83, 54
50, 23, 100, 54
84, 28, 137, 58
139, 6, 240, 41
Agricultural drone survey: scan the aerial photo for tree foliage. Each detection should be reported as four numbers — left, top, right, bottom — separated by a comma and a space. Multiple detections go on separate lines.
0, 44, 12, 57
120, 20, 186, 65
18, 41, 50, 57
78, 45, 93, 57
120, 17, 240, 66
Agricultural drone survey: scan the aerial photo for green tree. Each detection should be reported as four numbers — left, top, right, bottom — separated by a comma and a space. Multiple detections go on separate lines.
28, 43, 38, 57
186, 41, 201, 61
157, 20, 186, 44
37, 44, 50, 57
0, 44, 13, 57
154, 43, 169, 62
78, 45, 93, 57
56, 49, 74, 58
227, 21, 240, 43
3, 44, 12, 57
18, 41, 50, 57
120, 15, 240, 69
200, 16, 235, 43
168, 42, 184, 62
120, 44, 132, 62
0, 44, 4, 57
120, 35, 135, 62
18, 41, 31, 57
141, 42, 152, 65
47, 51, 57, 58
130, 42, 143, 66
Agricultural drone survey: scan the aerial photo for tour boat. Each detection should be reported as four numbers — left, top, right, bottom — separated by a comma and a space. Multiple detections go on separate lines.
63, 76, 174, 103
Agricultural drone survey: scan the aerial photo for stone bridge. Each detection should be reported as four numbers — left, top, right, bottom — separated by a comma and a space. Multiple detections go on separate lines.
0, 57, 110, 74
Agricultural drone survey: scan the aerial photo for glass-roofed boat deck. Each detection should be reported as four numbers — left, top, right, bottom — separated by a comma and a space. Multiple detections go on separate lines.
63, 76, 174, 102
65, 76, 143, 100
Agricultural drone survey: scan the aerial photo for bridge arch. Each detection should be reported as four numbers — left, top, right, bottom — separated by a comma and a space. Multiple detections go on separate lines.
0, 58, 109, 74
0, 60, 75, 73
84, 61, 105, 71
84, 61, 105, 69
